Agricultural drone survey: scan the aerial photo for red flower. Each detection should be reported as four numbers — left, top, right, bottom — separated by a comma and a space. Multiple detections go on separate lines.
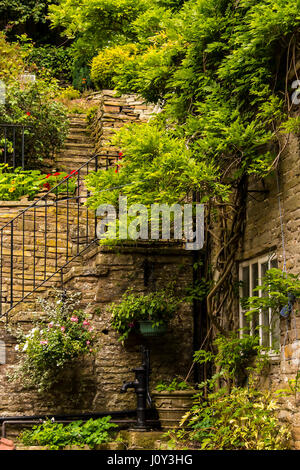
70, 170, 79, 176
26, 112, 31, 116
43, 182, 51, 191
53, 172, 61, 177
118, 152, 123, 157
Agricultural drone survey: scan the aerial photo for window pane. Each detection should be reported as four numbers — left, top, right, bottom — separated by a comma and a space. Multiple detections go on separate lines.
251, 263, 259, 333
242, 266, 250, 297
261, 261, 268, 278
270, 258, 278, 269
270, 257, 279, 349
260, 261, 270, 348
241, 266, 250, 334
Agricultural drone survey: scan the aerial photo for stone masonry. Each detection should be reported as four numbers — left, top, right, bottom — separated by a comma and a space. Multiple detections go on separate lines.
239, 132, 300, 448
0, 91, 195, 436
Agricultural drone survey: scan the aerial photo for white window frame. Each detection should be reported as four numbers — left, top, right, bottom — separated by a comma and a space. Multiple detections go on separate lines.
239, 253, 279, 353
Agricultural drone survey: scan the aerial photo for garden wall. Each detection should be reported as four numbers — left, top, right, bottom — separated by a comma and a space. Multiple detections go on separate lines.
0, 241, 194, 418
88, 89, 157, 164
0, 91, 194, 425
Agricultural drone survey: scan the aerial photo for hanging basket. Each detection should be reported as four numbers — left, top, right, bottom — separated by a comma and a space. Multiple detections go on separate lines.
138, 320, 167, 337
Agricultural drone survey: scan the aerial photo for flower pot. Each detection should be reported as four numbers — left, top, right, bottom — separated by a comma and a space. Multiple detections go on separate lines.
138, 320, 167, 337
152, 390, 197, 430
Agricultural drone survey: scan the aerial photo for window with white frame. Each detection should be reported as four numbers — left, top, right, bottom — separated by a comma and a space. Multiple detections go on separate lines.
239, 254, 280, 351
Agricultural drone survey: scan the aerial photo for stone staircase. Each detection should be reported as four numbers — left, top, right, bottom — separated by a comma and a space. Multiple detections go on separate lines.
55, 113, 96, 174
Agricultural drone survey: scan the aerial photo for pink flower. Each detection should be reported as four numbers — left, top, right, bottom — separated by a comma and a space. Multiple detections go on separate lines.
89, 348, 93, 352
86, 340, 90, 345
61, 326, 65, 332
88, 326, 94, 332
40, 340, 48, 345
83, 320, 90, 327
70, 316, 78, 323
48, 322, 54, 328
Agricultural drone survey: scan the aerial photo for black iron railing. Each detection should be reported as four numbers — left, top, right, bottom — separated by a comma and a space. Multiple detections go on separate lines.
0, 124, 31, 169
0, 153, 115, 322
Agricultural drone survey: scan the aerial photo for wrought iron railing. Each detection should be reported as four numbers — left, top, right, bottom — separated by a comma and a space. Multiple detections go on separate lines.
0, 153, 115, 322
0, 124, 31, 169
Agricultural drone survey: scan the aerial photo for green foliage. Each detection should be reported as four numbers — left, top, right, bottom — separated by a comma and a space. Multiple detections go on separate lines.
0, 79, 69, 166
170, 387, 291, 450
59, 86, 81, 101
12, 292, 97, 392
166, 332, 290, 450
0, 164, 45, 200
0, 1, 54, 28
108, 288, 180, 341
20, 416, 118, 450
184, 279, 211, 303
72, 64, 92, 91
0, 164, 77, 201
91, 43, 139, 89
275, 371, 300, 397
0, 32, 25, 83
245, 268, 300, 320
85, 121, 230, 211
49, 0, 148, 54
155, 378, 194, 392
193, 332, 267, 387
25, 44, 74, 83
61, 0, 300, 209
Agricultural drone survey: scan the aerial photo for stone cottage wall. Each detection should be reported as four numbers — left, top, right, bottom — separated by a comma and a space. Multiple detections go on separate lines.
239, 133, 300, 447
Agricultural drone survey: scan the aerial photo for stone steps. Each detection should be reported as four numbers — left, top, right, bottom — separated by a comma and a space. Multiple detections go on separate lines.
55, 110, 96, 174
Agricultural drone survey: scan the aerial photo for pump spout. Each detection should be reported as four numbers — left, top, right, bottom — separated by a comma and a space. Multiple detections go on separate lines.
120, 380, 137, 393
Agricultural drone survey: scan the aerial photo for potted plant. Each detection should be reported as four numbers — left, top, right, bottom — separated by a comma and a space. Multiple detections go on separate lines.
151, 378, 197, 430
109, 289, 180, 341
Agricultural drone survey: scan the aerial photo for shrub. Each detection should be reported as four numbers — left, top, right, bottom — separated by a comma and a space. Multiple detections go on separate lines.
20, 416, 118, 450
91, 43, 139, 90
25, 45, 73, 83
155, 378, 194, 392
109, 288, 179, 341
72, 64, 92, 92
171, 387, 291, 450
59, 86, 81, 102
0, 32, 25, 83
0, 79, 69, 167
12, 291, 97, 392
0, 164, 77, 201
166, 333, 291, 450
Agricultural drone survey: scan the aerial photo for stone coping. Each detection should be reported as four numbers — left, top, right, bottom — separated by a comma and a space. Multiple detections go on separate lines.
89, 241, 197, 257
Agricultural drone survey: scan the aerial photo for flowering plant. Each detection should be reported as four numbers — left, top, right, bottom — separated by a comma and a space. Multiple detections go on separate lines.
13, 291, 97, 392
0, 164, 78, 201
42, 170, 78, 194
109, 288, 180, 342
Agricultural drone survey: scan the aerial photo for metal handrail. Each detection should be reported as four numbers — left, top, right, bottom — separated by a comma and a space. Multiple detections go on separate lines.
0, 123, 32, 169
0, 152, 117, 322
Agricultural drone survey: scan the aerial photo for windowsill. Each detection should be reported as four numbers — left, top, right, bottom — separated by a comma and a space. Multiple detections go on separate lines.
263, 351, 280, 363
